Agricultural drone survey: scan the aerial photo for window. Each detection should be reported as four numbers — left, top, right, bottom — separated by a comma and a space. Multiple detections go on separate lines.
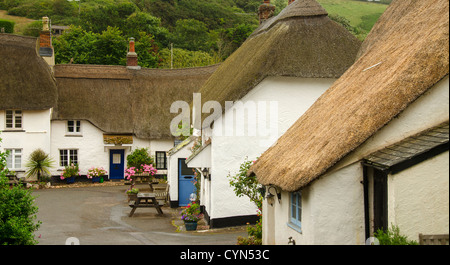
60, 149, 78, 167
156, 151, 167, 170
289, 191, 302, 231
5, 149, 22, 169
67, 120, 81, 133
5, 110, 22, 129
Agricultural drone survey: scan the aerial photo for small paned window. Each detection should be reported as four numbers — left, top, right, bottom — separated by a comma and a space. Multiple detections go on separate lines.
289, 191, 302, 231
67, 120, 81, 133
60, 149, 78, 167
5, 110, 22, 129
5, 149, 22, 169
156, 151, 167, 170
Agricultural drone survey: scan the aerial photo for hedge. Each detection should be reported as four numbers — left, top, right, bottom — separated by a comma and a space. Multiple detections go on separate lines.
0, 19, 15, 33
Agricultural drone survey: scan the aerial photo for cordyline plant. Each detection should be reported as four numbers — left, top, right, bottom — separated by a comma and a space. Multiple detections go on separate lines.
25, 149, 54, 183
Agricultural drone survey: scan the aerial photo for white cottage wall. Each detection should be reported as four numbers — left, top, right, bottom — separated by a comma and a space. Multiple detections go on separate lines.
209, 77, 335, 221
50, 120, 108, 175
264, 163, 365, 245
388, 151, 449, 242
0, 109, 52, 179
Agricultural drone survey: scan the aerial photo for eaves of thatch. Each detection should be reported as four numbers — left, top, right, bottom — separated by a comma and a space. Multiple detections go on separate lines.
0, 34, 57, 110
249, 0, 449, 192
53, 64, 218, 140
196, 0, 361, 116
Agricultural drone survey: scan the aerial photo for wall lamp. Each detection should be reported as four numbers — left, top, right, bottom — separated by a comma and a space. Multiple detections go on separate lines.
202, 167, 210, 180
260, 185, 281, 206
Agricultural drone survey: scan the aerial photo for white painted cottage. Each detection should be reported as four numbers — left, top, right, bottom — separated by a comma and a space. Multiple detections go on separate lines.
185, 0, 361, 228
249, 0, 449, 245
0, 34, 57, 177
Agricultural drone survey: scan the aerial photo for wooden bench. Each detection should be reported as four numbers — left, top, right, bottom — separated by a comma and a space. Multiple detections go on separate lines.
419, 233, 449, 245
128, 193, 164, 217
149, 183, 169, 206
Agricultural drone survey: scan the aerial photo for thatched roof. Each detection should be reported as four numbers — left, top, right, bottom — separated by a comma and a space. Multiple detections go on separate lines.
196, 0, 360, 119
249, 0, 449, 192
53, 64, 218, 139
0, 34, 57, 110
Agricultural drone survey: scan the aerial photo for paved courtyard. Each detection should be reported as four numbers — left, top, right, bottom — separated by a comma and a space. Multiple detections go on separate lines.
32, 184, 247, 245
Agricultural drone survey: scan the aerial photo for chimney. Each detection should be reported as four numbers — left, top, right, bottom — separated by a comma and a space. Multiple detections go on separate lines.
39, 16, 55, 70
127, 37, 140, 69
258, 0, 276, 25
288, 0, 295, 5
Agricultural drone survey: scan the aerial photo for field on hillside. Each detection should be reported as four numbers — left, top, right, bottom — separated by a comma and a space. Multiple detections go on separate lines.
0, 10, 34, 34
318, 0, 388, 32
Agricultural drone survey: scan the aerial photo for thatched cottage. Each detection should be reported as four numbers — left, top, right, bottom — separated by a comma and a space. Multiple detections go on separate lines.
184, 0, 361, 228
249, 0, 449, 245
0, 27, 217, 186
0, 34, 58, 173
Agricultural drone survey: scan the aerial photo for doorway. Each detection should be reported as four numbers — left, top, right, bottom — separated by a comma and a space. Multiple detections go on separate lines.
110, 149, 125, 179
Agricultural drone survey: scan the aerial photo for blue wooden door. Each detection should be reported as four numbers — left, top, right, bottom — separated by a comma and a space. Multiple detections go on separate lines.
110, 149, 125, 179
178, 158, 196, 206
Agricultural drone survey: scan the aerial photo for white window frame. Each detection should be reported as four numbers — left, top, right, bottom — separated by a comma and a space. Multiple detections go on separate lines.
288, 191, 302, 233
5, 148, 22, 170
66, 120, 82, 135
59, 149, 78, 167
5, 110, 23, 129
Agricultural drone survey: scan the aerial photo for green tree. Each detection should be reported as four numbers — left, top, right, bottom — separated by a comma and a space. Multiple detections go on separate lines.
53, 25, 98, 64
93, 26, 127, 65
171, 18, 210, 51
135, 31, 161, 68
0, 138, 41, 245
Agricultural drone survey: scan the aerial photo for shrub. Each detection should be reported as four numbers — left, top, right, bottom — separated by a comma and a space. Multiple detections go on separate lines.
126, 148, 154, 172
374, 224, 418, 245
0, 139, 41, 245
0, 19, 15, 33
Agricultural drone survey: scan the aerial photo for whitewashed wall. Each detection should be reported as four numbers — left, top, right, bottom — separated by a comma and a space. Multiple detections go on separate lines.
263, 163, 365, 245
0, 109, 52, 179
208, 76, 335, 221
388, 151, 449, 242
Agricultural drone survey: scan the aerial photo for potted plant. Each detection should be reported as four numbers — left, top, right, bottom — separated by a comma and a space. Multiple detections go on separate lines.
181, 201, 202, 231
126, 188, 139, 202
60, 163, 80, 184
87, 166, 107, 183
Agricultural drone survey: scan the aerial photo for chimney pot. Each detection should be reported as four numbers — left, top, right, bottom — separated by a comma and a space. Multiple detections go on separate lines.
127, 37, 140, 69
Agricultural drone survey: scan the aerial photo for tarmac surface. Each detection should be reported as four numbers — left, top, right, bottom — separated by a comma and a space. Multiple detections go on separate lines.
32, 183, 247, 245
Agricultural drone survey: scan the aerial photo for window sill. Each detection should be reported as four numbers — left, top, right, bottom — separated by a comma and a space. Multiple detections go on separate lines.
65, 134, 83, 137
287, 222, 302, 234
2, 129, 25, 133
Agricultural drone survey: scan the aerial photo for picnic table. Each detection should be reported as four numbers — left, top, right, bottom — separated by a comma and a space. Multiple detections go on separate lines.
128, 193, 164, 217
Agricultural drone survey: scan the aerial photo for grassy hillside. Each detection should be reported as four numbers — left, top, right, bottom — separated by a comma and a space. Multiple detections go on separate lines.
318, 0, 388, 32
0, 10, 34, 34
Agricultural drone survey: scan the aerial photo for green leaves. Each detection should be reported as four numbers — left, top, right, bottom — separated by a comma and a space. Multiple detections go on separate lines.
227, 157, 262, 210
25, 149, 54, 182
0, 140, 41, 245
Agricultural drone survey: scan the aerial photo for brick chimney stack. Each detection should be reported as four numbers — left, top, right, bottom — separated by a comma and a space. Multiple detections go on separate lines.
126, 37, 140, 69
39, 16, 55, 70
258, 0, 275, 25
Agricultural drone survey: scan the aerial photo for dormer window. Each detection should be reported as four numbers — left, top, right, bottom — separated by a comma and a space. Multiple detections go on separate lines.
5, 110, 22, 129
